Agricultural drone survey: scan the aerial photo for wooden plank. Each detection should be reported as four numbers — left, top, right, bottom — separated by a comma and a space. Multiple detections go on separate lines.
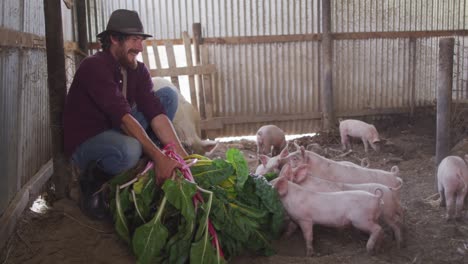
192, 24, 206, 126
182, 31, 198, 109
0, 26, 45, 49
409, 38, 417, 116
88, 29, 468, 52
193, 23, 205, 118
164, 40, 179, 88
204, 34, 321, 45
64, 41, 87, 57
0, 160, 53, 250
44, 0, 69, 199
336, 108, 412, 117
148, 64, 216, 77
201, 46, 213, 119
454, 99, 468, 104
200, 108, 412, 130
152, 42, 162, 69
321, 0, 334, 131
333, 30, 468, 40
145, 38, 185, 45
200, 113, 323, 130
142, 42, 150, 68
436, 38, 454, 166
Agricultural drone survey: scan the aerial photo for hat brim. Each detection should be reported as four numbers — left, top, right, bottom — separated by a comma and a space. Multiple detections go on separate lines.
96, 30, 152, 39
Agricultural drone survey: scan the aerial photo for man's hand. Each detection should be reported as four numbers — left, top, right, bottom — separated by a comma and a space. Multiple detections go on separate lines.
153, 155, 183, 185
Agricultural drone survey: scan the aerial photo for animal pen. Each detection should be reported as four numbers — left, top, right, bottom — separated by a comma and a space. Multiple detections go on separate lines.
1, 0, 468, 262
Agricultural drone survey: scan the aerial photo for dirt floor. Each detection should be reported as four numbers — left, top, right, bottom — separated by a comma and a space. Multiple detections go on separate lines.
2, 113, 468, 264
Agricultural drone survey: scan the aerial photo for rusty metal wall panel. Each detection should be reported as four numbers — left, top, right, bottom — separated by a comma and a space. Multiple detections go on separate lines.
1, 0, 52, 215
0, 49, 21, 214
332, 0, 466, 33
333, 38, 415, 112
23, 0, 45, 35
207, 41, 322, 137
16, 50, 51, 187
88, 0, 320, 41
332, 0, 468, 106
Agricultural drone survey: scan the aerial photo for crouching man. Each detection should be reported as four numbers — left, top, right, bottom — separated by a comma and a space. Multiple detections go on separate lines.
63, 9, 188, 219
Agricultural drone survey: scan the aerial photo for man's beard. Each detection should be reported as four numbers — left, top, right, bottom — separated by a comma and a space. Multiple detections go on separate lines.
117, 48, 138, 70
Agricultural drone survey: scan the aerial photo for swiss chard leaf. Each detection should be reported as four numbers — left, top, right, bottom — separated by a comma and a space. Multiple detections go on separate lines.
191, 236, 225, 264
225, 148, 249, 191
190, 159, 235, 188
162, 178, 197, 222
165, 219, 193, 264
252, 175, 285, 239
132, 196, 169, 264
115, 186, 132, 244
190, 203, 225, 264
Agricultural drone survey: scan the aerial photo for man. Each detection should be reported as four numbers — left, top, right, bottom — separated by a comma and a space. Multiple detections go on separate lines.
63, 9, 188, 219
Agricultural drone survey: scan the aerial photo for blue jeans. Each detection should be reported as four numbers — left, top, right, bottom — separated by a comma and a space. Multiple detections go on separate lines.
71, 87, 178, 175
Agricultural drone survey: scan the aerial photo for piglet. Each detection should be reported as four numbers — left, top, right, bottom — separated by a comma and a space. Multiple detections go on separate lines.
255, 146, 289, 175
256, 125, 287, 156
273, 164, 384, 256
339, 119, 380, 153
437, 155, 468, 221
284, 144, 402, 189
288, 164, 404, 249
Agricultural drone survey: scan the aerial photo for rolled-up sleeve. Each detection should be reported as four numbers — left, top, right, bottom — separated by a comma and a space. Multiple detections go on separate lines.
79, 59, 131, 128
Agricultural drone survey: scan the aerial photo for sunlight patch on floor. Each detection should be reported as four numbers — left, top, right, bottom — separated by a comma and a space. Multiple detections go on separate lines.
215, 133, 317, 143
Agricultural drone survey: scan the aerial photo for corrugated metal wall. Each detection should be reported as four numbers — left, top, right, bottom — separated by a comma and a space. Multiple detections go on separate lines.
87, 0, 468, 138
332, 0, 468, 112
0, 0, 55, 214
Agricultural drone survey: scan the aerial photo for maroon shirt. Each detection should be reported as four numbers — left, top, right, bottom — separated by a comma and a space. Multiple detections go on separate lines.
63, 51, 165, 157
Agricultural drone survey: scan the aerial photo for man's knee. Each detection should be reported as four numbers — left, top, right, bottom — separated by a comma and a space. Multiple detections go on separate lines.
104, 137, 142, 175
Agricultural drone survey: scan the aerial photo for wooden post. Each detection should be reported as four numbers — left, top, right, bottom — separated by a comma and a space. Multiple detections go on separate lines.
409, 38, 417, 117
182, 31, 198, 109
44, 0, 69, 199
193, 23, 206, 119
76, 0, 88, 59
436, 38, 454, 168
321, 0, 334, 131
164, 40, 180, 88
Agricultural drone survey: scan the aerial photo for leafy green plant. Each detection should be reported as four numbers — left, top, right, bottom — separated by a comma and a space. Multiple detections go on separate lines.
109, 148, 285, 263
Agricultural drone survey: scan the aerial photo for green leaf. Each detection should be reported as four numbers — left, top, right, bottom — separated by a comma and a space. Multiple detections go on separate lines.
252, 175, 285, 239
162, 178, 197, 222
165, 219, 194, 264
225, 148, 249, 190
132, 196, 169, 264
115, 186, 131, 244
263, 171, 279, 181
190, 202, 226, 264
191, 236, 225, 264
190, 159, 235, 188
133, 174, 148, 194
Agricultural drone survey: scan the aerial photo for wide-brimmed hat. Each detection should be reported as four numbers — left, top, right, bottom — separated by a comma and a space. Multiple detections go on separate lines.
96, 9, 152, 38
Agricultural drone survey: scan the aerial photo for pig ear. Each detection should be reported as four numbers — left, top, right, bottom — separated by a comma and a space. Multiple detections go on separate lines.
293, 165, 309, 183
279, 162, 290, 177
275, 177, 289, 197
293, 140, 301, 151
300, 146, 306, 157
259, 155, 269, 166
279, 144, 289, 158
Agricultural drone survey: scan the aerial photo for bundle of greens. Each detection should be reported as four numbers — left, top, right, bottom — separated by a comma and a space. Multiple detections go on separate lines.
109, 148, 284, 264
